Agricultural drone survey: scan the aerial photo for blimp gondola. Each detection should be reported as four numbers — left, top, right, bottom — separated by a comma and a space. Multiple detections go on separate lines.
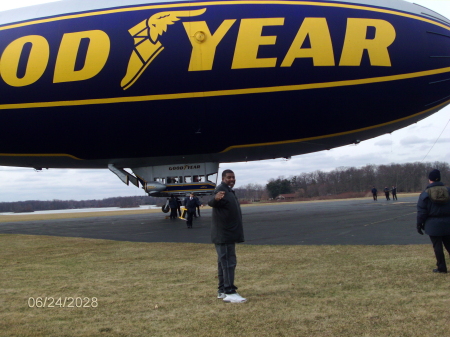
0, 0, 449, 198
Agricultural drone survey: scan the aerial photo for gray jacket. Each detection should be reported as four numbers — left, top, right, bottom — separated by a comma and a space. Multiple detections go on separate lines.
208, 182, 245, 244
417, 181, 450, 236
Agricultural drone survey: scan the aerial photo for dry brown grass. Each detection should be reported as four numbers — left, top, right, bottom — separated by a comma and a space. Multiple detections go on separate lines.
1, 234, 449, 337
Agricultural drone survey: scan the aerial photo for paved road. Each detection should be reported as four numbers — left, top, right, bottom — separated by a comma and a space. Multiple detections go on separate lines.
0, 196, 429, 245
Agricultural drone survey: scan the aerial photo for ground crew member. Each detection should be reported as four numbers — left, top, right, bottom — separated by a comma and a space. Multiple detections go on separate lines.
371, 186, 377, 200
416, 169, 450, 273
384, 187, 390, 200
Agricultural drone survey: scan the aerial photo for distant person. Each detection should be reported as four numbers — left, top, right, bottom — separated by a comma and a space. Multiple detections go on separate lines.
169, 195, 178, 219
176, 197, 182, 217
371, 186, 378, 201
384, 187, 390, 200
208, 169, 246, 303
184, 193, 201, 228
416, 169, 450, 274
194, 195, 201, 217
392, 185, 397, 200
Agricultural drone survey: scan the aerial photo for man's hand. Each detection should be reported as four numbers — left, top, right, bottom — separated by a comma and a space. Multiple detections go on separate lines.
417, 223, 424, 235
215, 191, 225, 201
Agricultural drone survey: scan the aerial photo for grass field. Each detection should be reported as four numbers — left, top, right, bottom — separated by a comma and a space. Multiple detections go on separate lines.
1, 234, 449, 337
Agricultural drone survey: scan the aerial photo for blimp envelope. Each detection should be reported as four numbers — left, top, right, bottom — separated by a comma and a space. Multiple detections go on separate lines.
0, 0, 449, 168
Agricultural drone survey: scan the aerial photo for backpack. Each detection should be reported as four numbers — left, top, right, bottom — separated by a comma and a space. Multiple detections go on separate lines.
426, 186, 450, 204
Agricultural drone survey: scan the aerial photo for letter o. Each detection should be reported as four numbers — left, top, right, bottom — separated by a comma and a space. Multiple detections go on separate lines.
1, 35, 50, 87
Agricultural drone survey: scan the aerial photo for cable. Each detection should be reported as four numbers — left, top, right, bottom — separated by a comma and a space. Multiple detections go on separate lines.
421, 117, 450, 162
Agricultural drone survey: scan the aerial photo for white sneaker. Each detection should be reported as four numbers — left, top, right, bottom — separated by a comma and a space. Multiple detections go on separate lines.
217, 292, 226, 299
223, 293, 247, 303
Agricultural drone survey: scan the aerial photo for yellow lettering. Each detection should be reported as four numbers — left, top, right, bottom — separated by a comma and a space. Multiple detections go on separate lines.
281, 18, 335, 67
232, 18, 284, 69
54, 30, 110, 83
183, 20, 236, 71
0, 35, 49, 87
339, 19, 396, 66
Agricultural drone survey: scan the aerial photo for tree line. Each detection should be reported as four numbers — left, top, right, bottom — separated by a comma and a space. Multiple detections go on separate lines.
261, 161, 449, 199
0, 196, 160, 213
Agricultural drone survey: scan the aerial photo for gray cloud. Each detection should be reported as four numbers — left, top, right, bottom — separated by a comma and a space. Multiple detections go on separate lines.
374, 139, 393, 147
435, 138, 450, 144
0, 168, 143, 202
400, 136, 429, 146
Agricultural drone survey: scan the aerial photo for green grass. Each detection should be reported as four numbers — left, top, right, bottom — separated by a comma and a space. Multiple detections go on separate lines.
1, 234, 449, 337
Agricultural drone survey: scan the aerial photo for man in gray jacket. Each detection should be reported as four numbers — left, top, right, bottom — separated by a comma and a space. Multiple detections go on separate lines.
417, 169, 450, 273
208, 169, 246, 303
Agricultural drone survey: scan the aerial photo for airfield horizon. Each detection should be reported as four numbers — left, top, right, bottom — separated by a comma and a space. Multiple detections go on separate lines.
0, 193, 420, 223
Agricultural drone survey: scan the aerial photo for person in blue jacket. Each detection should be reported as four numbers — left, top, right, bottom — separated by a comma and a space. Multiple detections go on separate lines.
384, 186, 390, 200
371, 186, 377, 201
417, 169, 450, 273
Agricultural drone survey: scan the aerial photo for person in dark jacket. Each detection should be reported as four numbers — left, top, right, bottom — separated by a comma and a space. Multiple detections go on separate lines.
384, 187, 390, 200
208, 169, 246, 303
168, 195, 178, 219
195, 195, 201, 217
371, 186, 377, 201
392, 185, 398, 200
416, 169, 450, 273
176, 197, 182, 217
184, 193, 201, 228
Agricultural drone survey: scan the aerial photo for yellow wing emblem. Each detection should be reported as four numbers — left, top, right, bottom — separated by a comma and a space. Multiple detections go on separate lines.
121, 9, 207, 90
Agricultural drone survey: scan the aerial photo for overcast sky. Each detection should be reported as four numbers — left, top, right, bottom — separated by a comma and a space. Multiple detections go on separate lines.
0, 0, 449, 202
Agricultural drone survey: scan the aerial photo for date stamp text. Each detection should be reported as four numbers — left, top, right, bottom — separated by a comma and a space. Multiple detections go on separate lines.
28, 297, 98, 308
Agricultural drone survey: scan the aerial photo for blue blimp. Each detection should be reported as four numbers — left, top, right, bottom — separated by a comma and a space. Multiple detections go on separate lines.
0, 0, 449, 197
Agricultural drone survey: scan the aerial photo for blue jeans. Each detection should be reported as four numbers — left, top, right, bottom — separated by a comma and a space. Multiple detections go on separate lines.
215, 243, 238, 294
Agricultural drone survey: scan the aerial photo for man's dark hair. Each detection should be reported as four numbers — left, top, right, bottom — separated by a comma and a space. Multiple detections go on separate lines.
222, 169, 234, 178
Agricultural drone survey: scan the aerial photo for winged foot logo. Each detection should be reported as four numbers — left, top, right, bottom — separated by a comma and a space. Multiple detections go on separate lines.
121, 8, 207, 90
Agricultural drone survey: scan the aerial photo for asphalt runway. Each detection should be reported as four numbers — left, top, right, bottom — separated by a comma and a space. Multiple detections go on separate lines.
0, 196, 430, 245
